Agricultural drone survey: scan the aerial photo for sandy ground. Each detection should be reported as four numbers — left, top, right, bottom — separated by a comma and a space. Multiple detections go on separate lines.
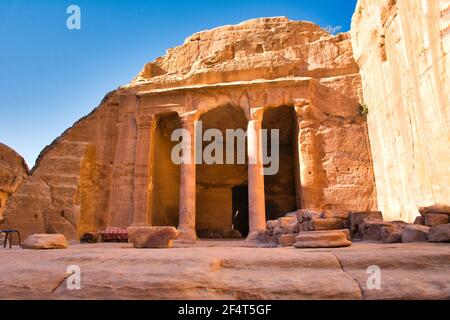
0, 241, 449, 300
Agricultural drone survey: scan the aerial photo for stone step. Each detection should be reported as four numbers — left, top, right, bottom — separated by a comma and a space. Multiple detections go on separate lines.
294, 230, 352, 248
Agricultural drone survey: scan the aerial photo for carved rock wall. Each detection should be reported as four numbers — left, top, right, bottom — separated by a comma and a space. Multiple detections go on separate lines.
4, 17, 377, 240
0, 143, 29, 221
351, 0, 450, 222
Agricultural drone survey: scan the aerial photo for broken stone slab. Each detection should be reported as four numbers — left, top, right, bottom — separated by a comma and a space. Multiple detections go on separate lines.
22, 234, 68, 249
424, 214, 449, 227
293, 230, 352, 248
419, 204, 450, 216
278, 234, 297, 247
349, 211, 383, 237
127, 226, 179, 248
401, 225, 430, 243
428, 224, 450, 243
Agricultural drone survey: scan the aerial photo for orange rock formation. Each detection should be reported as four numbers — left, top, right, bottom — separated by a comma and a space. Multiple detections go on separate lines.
2, 17, 377, 241
0, 143, 29, 221
351, 0, 450, 222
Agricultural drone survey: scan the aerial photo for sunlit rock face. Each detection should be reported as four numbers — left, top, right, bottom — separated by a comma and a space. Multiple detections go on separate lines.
3, 17, 377, 240
351, 0, 450, 222
0, 143, 29, 221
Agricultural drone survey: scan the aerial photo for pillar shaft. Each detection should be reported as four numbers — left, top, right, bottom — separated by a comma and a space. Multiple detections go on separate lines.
247, 109, 266, 241
131, 115, 157, 226
177, 112, 198, 243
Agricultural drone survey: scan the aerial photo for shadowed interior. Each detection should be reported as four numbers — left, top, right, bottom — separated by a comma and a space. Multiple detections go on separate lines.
152, 112, 181, 227
262, 106, 299, 220
196, 105, 248, 238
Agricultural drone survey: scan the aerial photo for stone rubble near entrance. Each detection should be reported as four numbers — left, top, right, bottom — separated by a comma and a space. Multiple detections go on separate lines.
261, 204, 450, 247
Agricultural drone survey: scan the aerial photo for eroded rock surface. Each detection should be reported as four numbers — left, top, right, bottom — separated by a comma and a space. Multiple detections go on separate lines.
0, 143, 29, 222
351, 0, 450, 222
1, 242, 449, 300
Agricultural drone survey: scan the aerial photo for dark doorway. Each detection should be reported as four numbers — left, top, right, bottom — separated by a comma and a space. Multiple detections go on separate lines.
196, 105, 248, 239
232, 185, 249, 238
152, 112, 181, 227
262, 106, 298, 220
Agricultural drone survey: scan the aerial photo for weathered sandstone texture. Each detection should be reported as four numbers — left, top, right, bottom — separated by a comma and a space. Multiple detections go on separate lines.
0, 143, 29, 221
3, 17, 376, 241
1, 242, 449, 299
22, 234, 68, 250
351, 0, 450, 222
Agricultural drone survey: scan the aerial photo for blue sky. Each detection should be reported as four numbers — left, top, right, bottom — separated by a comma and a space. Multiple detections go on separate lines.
0, 0, 357, 167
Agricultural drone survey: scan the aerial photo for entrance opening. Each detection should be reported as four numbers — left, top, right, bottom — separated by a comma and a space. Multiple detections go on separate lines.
262, 106, 298, 220
196, 105, 248, 239
152, 112, 181, 227
231, 185, 249, 237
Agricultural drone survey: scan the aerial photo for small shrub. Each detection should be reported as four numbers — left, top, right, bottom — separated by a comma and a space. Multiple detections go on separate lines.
359, 103, 369, 118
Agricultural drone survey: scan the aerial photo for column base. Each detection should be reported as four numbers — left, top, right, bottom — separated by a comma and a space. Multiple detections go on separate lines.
175, 227, 198, 244
246, 230, 265, 242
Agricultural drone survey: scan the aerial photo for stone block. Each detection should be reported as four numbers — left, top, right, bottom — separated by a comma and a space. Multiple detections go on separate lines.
401, 225, 430, 243
428, 224, 450, 243
349, 211, 383, 237
381, 226, 402, 243
294, 230, 352, 248
22, 234, 68, 249
424, 214, 448, 227
127, 226, 179, 248
419, 204, 450, 216
413, 216, 425, 225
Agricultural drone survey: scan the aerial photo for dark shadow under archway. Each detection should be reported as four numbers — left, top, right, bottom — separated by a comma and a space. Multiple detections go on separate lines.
262, 106, 298, 221
151, 112, 181, 227
196, 105, 248, 239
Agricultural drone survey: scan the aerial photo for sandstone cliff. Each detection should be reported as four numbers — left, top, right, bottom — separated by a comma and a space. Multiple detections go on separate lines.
3, 17, 377, 240
0, 143, 29, 221
351, 0, 450, 222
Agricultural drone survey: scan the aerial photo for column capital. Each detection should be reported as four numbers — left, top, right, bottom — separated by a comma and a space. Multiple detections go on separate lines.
250, 107, 265, 122
136, 114, 158, 129
179, 110, 199, 125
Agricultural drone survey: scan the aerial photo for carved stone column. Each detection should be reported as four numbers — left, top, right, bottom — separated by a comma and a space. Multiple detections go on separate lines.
294, 99, 326, 209
246, 108, 266, 241
177, 111, 198, 243
131, 114, 158, 227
